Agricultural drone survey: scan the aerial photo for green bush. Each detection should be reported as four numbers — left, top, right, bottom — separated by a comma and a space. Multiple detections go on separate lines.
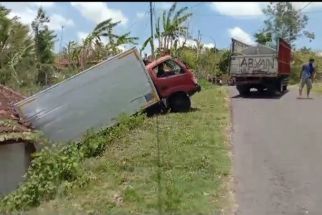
175, 47, 225, 80
198, 78, 213, 90
0, 114, 145, 213
289, 65, 301, 84
290, 51, 322, 84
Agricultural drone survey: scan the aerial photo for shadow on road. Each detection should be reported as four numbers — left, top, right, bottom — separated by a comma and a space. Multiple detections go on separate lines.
231, 90, 289, 100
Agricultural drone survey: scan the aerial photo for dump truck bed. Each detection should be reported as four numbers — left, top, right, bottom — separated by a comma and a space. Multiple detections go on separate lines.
229, 38, 291, 77
14, 48, 160, 143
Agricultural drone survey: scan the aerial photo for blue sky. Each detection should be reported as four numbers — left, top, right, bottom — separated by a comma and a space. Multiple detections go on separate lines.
2, 2, 322, 54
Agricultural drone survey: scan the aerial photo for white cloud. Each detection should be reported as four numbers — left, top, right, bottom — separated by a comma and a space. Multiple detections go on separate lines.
3, 2, 74, 31
48, 14, 74, 30
8, 10, 74, 31
136, 11, 146, 19
210, 2, 264, 17
118, 44, 127, 52
143, 37, 214, 56
7, 8, 36, 26
203, 43, 215, 49
210, 2, 322, 18
77, 31, 89, 42
156, 2, 174, 10
151, 37, 214, 50
228, 27, 256, 45
292, 2, 322, 11
2, 2, 56, 10
29, 2, 55, 8
70, 2, 128, 25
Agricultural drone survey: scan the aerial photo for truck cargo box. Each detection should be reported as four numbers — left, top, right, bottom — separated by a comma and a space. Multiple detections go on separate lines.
14, 48, 160, 143
230, 38, 291, 77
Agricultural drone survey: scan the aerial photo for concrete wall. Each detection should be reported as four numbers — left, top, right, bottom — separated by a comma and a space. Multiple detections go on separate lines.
0, 142, 33, 196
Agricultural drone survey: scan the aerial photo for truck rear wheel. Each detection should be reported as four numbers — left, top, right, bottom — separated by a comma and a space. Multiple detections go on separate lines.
237, 85, 250, 96
278, 80, 283, 93
168, 93, 191, 112
257, 86, 265, 94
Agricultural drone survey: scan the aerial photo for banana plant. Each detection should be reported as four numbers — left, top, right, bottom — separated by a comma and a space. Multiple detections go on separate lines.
141, 2, 192, 55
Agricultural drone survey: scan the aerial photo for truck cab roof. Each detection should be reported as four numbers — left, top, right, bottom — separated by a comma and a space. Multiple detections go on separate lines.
145, 55, 172, 70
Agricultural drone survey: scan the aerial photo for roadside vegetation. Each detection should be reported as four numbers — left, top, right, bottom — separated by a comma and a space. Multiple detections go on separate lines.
312, 82, 322, 95
0, 1, 321, 214
290, 50, 322, 85
0, 114, 146, 213
0, 81, 232, 214
25, 82, 231, 215
1, 2, 320, 95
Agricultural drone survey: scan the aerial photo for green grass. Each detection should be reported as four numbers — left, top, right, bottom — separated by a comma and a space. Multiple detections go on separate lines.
25, 85, 232, 215
313, 82, 322, 95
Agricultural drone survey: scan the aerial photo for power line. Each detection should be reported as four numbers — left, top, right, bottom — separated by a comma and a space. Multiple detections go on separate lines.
298, 2, 312, 12
185, 9, 322, 18
127, 10, 150, 32
190, 2, 203, 10
302, 9, 322, 14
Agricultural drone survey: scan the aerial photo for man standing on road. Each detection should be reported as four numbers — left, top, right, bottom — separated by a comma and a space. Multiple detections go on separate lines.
299, 58, 316, 98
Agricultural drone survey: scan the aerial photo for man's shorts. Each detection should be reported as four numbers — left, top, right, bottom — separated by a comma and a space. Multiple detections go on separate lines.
300, 78, 312, 90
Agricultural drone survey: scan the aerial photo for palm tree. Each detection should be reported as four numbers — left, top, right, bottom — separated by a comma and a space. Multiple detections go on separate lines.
77, 19, 138, 69
141, 3, 192, 55
0, 6, 35, 85
61, 41, 81, 68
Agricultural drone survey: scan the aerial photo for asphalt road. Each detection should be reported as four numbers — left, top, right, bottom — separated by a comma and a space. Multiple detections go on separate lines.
231, 87, 322, 215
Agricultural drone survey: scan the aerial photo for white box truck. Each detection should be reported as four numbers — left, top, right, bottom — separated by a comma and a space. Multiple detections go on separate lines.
14, 48, 160, 143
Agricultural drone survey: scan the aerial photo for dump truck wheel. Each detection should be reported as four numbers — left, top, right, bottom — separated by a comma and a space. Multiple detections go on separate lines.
257, 86, 265, 94
237, 85, 250, 96
169, 93, 191, 112
279, 81, 284, 93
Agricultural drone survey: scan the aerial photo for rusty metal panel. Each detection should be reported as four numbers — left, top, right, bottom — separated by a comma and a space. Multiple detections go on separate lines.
14, 48, 160, 143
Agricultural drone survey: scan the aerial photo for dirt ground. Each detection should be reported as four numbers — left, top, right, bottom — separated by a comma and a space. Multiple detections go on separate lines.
0, 85, 29, 133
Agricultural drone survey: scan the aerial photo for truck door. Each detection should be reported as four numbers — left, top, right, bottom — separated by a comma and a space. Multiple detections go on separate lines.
278, 38, 291, 75
151, 59, 187, 98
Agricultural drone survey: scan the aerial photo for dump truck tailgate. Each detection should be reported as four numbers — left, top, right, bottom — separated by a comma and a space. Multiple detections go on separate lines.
230, 54, 278, 77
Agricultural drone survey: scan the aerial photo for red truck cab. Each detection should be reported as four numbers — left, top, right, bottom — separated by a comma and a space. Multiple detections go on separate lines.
145, 55, 201, 112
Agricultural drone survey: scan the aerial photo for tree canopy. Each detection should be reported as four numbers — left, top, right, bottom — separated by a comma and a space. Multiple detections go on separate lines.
255, 2, 315, 48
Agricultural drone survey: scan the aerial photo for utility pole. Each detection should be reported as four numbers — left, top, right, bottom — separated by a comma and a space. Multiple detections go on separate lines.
210, 36, 217, 84
195, 30, 202, 78
59, 25, 64, 54
150, 2, 154, 58
196, 30, 202, 64
150, 3, 161, 214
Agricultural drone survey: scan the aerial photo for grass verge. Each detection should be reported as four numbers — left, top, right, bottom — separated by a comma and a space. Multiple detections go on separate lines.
3, 82, 232, 215
312, 82, 322, 95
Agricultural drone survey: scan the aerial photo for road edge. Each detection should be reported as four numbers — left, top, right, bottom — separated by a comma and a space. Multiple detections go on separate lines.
221, 86, 238, 215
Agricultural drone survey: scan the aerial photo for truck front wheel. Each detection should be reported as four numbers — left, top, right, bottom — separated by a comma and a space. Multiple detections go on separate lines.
168, 93, 191, 112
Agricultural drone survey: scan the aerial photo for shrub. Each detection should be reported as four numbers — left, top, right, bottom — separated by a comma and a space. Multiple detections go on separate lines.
0, 114, 145, 213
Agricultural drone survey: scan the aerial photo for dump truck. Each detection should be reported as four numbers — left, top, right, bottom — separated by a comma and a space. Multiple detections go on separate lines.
14, 48, 200, 142
229, 38, 291, 96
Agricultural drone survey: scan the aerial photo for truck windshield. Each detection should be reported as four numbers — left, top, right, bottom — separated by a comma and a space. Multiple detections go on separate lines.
154, 59, 184, 78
